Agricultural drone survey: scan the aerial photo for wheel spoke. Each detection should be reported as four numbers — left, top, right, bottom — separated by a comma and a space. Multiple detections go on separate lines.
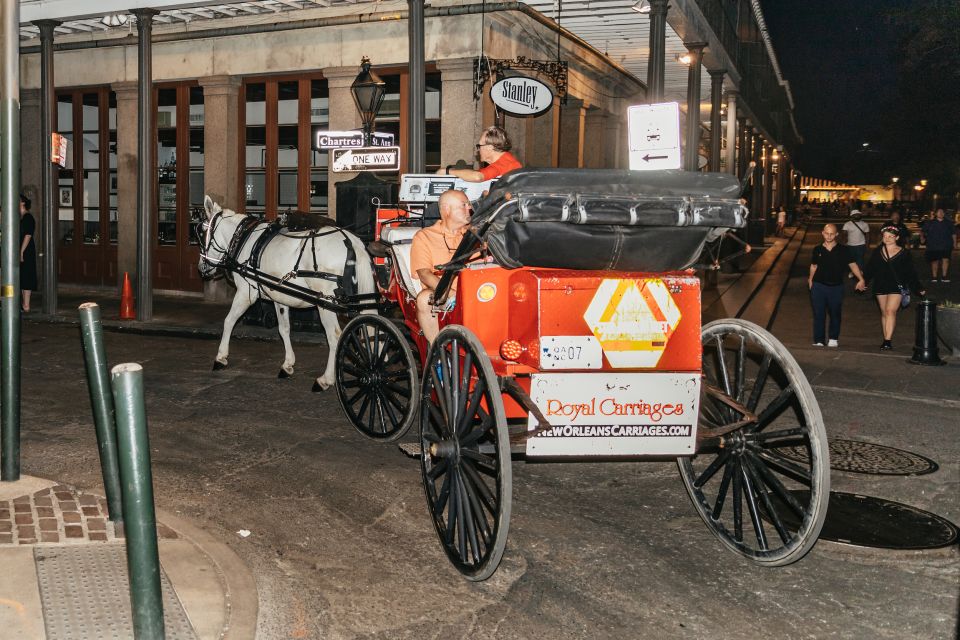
382, 385, 410, 414
454, 470, 467, 559
753, 450, 812, 484
732, 459, 743, 542
461, 457, 497, 515
457, 379, 487, 437
743, 456, 790, 545
711, 459, 735, 520
694, 448, 731, 488
746, 451, 806, 518
740, 463, 768, 551
427, 402, 449, 438
435, 471, 452, 525
752, 386, 796, 432
746, 353, 772, 412
429, 361, 452, 428
461, 471, 492, 545
375, 389, 400, 430
461, 411, 494, 448
461, 448, 497, 474
451, 340, 461, 430
340, 378, 362, 389
340, 363, 363, 378
456, 473, 481, 564
347, 332, 371, 365
427, 458, 449, 480
734, 335, 747, 403
383, 369, 410, 381
751, 427, 805, 445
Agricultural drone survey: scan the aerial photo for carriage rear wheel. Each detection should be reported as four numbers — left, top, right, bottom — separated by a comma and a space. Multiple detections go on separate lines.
420, 325, 512, 581
335, 315, 418, 442
678, 319, 829, 566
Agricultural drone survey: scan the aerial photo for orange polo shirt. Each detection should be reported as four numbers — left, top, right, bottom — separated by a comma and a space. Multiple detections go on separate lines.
479, 151, 522, 181
410, 221, 467, 281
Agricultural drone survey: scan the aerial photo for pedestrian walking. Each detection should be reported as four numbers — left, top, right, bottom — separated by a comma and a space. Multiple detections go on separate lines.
861, 225, 925, 350
842, 210, 870, 276
776, 207, 787, 237
809, 224, 866, 348
921, 208, 955, 283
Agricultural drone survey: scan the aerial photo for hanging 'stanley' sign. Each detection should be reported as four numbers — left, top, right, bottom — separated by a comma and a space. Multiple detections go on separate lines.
490, 76, 554, 116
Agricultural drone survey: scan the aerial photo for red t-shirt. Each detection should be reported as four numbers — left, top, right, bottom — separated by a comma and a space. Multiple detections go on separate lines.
478, 152, 522, 181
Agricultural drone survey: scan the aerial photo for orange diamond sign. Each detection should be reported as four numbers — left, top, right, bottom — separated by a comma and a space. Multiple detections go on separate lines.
583, 278, 682, 368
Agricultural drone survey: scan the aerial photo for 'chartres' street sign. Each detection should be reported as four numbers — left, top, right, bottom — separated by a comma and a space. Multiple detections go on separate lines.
331, 146, 401, 172
627, 102, 682, 171
313, 130, 395, 150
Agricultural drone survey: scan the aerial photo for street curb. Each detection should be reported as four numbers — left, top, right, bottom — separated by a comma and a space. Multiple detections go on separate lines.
157, 509, 259, 640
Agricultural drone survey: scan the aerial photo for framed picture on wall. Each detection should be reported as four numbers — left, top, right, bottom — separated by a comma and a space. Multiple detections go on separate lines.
59, 187, 73, 207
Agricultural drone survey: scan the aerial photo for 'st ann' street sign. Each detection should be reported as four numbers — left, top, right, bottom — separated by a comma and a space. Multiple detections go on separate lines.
331, 146, 401, 172
627, 102, 682, 171
313, 130, 395, 150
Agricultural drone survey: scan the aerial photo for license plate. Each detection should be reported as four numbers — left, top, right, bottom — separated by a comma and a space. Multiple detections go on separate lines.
539, 336, 603, 369
525, 372, 700, 457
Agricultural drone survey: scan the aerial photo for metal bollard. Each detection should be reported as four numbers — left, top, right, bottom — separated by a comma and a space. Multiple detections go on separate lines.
78, 303, 123, 522
111, 363, 165, 640
910, 299, 946, 366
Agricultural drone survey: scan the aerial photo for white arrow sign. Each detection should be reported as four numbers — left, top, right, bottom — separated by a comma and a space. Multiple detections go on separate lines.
627, 102, 682, 171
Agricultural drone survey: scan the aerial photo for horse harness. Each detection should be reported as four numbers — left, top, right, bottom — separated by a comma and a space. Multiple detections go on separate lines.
207, 211, 377, 313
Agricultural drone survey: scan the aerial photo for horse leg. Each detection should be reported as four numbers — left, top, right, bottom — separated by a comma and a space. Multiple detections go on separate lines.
312, 308, 343, 392
275, 303, 296, 378
214, 290, 256, 371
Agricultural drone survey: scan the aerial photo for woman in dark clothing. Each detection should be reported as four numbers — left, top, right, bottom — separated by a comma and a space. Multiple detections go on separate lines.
19, 194, 37, 312
860, 225, 925, 350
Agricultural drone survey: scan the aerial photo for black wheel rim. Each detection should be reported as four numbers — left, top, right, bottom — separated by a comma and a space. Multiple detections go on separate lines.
420, 328, 509, 579
335, 316, 416, 441
680, 321, 828, 564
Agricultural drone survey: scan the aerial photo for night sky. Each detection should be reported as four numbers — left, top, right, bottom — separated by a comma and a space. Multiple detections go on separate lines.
760, 0, 903, 183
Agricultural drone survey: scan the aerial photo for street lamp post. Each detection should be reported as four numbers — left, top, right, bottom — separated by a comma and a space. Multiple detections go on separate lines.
350, 57, 386, 147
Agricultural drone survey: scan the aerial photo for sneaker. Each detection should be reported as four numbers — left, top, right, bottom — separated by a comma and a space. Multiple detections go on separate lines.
827, 339, 839, 348
942, 277, 951, 283
813, 342, 825, 347
880, 340, 892, 351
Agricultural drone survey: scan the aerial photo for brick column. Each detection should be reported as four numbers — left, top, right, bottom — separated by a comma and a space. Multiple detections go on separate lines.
437, 58, 482, 167
112, 81, 139, 288
198, 75, 241, 301
528, 95, 560, 167
558, 98, 586, 168
583, 109, 607, 168
324, 66, 362, 220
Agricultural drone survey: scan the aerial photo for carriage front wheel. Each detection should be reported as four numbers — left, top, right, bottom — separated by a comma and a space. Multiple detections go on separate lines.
679, 319, 830, 566
335, 314, 418, 442
420, 325, 512, 581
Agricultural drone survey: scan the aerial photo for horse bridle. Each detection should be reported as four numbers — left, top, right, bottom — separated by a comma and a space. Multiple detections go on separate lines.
198, 210, 256, 277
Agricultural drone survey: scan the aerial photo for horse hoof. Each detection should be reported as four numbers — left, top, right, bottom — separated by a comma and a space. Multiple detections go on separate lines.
212, 361, 227, 371
312, 381, 325, 393
278, 369, 292, 379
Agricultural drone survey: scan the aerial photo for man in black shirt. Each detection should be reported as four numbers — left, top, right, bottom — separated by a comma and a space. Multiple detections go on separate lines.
808, 224, 866, 347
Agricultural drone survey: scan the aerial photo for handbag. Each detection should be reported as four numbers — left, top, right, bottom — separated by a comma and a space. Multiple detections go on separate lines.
883, 246, 910, 308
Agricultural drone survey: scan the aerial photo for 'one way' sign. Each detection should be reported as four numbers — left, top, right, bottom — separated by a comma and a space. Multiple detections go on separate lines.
331, 146, 401, 172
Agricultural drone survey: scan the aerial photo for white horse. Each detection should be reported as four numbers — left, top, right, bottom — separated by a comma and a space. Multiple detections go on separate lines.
198, 195, 376, 390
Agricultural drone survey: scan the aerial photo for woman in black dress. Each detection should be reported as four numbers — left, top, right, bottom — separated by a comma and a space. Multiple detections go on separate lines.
19, 194, 37, 312
860, 225, 925, 350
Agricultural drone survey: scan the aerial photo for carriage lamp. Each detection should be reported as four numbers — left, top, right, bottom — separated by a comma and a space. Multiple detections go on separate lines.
477, 282, 498, 302
351, 57, 386, 147
500, 339, 524, 362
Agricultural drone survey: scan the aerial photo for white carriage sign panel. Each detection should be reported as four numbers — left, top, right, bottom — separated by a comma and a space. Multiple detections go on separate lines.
525, 372, 700, 457
490, 76, 554, 116
331, 146, 401, 173
627, 102, 682, 171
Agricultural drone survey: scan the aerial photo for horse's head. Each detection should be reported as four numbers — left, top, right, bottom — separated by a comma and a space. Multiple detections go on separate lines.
198, 195, 241, 279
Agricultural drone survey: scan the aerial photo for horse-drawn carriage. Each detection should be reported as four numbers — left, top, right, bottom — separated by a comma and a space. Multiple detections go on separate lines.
200, 168, 829, 582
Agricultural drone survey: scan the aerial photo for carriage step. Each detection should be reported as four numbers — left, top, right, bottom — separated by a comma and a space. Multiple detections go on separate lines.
398, 442, 421, 458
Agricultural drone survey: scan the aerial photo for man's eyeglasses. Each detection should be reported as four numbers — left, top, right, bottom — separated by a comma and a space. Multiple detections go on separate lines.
475, 143, 493, 149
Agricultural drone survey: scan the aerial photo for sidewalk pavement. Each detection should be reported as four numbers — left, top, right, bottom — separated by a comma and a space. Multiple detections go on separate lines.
0, 475, 257, 639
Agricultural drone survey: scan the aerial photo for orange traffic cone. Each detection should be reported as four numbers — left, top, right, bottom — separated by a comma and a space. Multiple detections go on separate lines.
119, 272, 135, 320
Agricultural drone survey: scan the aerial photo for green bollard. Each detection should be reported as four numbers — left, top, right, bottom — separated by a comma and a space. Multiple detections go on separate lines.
78, 302, 124, 522
111, 363, 164, 640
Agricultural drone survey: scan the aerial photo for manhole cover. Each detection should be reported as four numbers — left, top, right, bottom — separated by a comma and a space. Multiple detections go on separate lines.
398, 442, 421, 458
766, 491, 958, 550
772, 439, 938, 476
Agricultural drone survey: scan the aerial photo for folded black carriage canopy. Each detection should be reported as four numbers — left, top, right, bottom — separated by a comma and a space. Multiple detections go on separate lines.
470, 168, 749, 272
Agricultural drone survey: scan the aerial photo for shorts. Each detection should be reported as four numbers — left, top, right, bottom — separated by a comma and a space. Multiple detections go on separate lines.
925, 248, 953, 262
